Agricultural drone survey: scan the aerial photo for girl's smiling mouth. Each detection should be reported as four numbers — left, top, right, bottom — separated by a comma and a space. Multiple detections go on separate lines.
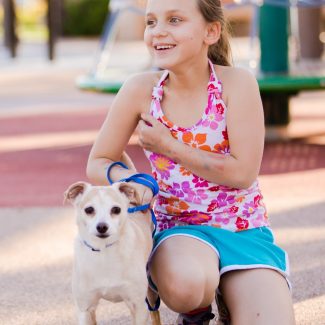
154, 44, 176, 51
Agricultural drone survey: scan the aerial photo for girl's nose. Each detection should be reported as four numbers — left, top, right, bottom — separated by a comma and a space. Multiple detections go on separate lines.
152, 23, 168, 37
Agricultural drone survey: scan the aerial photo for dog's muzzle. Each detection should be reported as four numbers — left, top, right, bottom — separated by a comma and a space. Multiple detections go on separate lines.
96, 223, 109, 238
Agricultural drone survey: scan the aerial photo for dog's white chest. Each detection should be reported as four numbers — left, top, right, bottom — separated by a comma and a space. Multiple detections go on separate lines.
100, 284, 126, 302
73, 242, 136, 303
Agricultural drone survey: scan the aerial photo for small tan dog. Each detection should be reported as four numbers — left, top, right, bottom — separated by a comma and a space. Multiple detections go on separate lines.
65, 181, 161, 325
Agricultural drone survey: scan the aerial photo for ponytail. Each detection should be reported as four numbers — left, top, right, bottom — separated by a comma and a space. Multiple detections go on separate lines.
197, 0, 232, 66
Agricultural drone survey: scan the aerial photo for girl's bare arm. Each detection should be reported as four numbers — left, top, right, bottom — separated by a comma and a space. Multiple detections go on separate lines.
86, 73, 154, 187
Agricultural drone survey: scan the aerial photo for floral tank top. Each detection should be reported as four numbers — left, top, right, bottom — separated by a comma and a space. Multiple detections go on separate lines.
143, 61, 269, 233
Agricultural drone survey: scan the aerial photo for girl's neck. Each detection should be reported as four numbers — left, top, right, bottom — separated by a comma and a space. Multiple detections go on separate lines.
166, 57, 211, 94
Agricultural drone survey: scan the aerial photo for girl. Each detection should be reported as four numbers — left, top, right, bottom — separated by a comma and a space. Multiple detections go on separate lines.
87, 0, 296, 324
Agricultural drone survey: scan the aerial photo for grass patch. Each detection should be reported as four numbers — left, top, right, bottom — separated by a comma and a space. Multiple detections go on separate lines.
17, 25, 48, 42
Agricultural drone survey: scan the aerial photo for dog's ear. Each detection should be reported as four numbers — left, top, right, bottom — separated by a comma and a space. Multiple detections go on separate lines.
118, 183, 141, 206
64, 182, 90, 205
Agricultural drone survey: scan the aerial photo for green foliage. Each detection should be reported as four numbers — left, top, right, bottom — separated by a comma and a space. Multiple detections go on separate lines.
63, 0, 110, 36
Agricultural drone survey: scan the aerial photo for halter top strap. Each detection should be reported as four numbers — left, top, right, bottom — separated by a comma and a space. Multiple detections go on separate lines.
207, 60, 222, 99
151, 60, 222, 101
152, 70, 169, 101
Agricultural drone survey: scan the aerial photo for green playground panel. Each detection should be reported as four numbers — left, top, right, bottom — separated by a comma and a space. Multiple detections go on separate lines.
77, 76, 121, 93
257, 74, 325, 92
77, 73, 325, 94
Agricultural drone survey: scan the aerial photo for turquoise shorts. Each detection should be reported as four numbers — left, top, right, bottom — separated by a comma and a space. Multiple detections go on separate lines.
148, 225, 290, 291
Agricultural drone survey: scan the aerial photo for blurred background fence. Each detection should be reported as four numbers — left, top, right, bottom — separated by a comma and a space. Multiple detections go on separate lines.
1, 0, 324, 60
0, 0, 110, 59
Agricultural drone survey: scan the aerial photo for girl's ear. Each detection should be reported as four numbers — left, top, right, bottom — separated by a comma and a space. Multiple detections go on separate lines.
205, 21, 221, 46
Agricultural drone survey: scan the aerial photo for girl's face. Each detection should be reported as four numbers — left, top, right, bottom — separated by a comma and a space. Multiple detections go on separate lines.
144, 0, 209, 69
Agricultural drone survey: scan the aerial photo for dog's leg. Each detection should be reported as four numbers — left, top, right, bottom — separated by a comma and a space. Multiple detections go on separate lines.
127, 293, 162, 325
130, 301, 150, 325
78, 307, 96, 325
74, 294, 98, 325
124, 295, 149, 325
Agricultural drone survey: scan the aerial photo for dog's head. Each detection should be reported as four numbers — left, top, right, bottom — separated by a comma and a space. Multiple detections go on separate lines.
64, 182, 141, 243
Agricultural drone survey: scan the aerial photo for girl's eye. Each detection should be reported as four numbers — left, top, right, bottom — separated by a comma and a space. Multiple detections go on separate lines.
146, 19, 156, 26
170, 17, 182, 24
84, 206, 95, 215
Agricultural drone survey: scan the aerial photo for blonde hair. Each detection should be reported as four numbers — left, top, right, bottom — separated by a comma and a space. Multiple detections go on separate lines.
197, 0, 232, 66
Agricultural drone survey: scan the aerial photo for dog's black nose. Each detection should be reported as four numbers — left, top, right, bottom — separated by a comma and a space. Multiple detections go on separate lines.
96, 223, 109, 234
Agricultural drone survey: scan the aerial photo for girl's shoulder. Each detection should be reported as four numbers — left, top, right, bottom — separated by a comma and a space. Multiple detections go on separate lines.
116, 70, 165, 113
215, 65, 257, 86
214, 65, 259, 102
121, 70, 165, 98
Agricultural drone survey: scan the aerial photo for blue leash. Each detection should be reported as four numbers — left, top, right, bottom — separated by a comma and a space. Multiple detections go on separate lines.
106, 161, 161, 311
106, 161, 159, 237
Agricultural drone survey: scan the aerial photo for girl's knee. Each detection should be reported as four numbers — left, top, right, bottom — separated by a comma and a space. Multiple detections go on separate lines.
154, 269, 210, 313
149, 237, 220, 312
160, 277, 204, 313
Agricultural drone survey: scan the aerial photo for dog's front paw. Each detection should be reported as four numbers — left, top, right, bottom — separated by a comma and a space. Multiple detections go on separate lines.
78, 311, 96, 325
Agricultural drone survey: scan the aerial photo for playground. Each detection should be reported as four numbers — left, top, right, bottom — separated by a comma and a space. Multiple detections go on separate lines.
1, 0, 325, 324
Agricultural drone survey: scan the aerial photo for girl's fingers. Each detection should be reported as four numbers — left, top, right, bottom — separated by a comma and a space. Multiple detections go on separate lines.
141, 113, 156, 126
138, 118, 152, 129
138, 119, 145, 129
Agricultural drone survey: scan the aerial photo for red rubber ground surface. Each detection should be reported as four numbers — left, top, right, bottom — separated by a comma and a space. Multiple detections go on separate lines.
1, 111, 324, 207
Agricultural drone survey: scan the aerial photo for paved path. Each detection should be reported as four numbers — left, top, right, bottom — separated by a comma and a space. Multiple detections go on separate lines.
0, 39, 325, 324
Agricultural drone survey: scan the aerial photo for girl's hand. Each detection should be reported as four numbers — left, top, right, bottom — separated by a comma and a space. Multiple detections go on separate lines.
137, 113, 174, 155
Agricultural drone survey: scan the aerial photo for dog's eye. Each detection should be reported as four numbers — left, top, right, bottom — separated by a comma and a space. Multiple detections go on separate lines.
111, 206, 121, 215
84, 206, 95, 215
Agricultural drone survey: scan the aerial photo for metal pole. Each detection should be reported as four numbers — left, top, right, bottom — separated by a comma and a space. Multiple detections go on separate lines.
3, 0, 18, 58
47, 0, 62, 60
297, 6, 323, 59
